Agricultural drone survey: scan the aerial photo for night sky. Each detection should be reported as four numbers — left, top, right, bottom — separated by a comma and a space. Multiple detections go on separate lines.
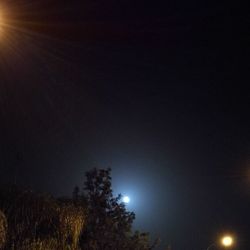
0, 0, 250, 249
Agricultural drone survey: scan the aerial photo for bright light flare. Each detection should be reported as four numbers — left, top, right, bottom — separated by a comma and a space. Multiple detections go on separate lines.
0, 10, 4, 32
0, 6, 9, 37
221, 235, 234, 248
122, 196, 130, 204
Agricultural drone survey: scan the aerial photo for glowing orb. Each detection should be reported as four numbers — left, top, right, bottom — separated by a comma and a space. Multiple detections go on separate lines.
122, 196, 130, 204
221, 235, 233, 247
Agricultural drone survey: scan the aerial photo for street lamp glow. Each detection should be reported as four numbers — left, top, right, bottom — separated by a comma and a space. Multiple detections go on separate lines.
122, 196, 130, 204
221, 235, 234, 247
0, 9, 5, 34
0, 11, 3, 28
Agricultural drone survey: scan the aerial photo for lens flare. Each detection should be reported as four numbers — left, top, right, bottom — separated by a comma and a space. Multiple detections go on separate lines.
0, 10, 4, 34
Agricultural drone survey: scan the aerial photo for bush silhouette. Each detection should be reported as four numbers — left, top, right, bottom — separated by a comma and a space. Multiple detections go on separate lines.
0, 186, 85, 249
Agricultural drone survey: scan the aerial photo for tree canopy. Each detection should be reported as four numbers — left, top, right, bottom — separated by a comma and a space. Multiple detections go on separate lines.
78, 168, 159, 250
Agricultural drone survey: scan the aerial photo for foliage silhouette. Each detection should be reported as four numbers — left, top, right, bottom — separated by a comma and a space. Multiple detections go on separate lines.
0, 169, 158, 250
79, 168, 158, 250
0, 186, 85, 250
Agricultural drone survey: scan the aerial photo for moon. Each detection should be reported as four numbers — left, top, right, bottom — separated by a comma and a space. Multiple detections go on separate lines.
122, 196, 130, 204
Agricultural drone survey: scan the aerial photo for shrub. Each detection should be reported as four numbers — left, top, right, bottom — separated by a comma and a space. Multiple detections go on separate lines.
0, 186, 85, 250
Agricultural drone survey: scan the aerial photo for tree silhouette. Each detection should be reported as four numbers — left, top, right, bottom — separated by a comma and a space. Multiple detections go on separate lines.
79, 168, 157, 250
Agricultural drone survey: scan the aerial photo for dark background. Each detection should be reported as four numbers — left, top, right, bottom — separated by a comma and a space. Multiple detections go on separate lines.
0, 0, 250, 249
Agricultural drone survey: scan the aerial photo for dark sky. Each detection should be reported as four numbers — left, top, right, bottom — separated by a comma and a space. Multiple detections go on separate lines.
0, 0, 250, 249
